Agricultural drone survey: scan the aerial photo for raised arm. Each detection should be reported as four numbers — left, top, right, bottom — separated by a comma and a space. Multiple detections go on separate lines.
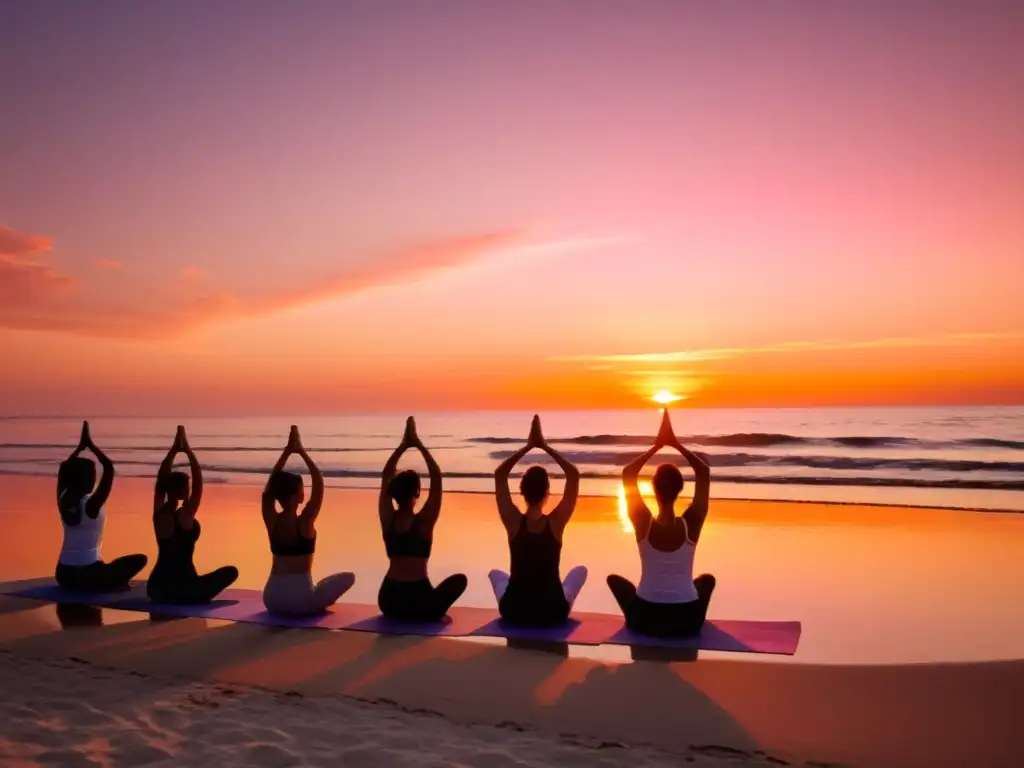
179, 428, 203, 527
379, 417, 413, 528
154, 430, 181, 515
83, 423, 114, 519
294, 428, 323, 524
674, 438, 712, 541
622, 410, 674, 537
494, 415, 543, 534
410, 422, 443, 531
539, 430, 579, 532
59, 422, 89, 504
263, 431, 295, 530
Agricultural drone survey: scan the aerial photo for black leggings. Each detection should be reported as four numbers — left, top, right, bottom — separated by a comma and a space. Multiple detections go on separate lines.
499, 586, 570, 627
55, 554, 148, 593
378, 574, 467, 622
147, 566, 239, 605
607, 573, 716, 638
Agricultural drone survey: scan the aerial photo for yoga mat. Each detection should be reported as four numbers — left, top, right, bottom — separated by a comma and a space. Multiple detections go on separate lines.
0, 579, 377, 630
603, 619, 803, 655
465, 612, 801, 654
0, 579, 801, 654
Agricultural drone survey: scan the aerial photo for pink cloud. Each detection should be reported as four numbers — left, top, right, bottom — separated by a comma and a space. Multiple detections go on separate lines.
0, 228, 529, 339
0, 225, 74, 307
93, 259, 121, 270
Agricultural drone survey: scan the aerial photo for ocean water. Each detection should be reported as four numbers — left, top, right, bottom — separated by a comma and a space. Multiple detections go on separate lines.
1, 406, 1021, 512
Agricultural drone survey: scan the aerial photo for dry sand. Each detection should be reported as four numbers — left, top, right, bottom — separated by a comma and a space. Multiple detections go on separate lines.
1, 597, 1022, 768
1, 651, 765, 768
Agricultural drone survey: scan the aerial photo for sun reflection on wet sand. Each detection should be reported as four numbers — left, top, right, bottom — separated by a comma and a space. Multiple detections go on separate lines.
2, 475, 1024, 664
616, 481, 655, 533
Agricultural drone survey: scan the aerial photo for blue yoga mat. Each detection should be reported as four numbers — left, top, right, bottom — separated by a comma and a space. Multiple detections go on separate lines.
0, 579, 801, 655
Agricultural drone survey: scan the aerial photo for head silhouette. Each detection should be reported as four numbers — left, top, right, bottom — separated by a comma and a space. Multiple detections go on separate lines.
162, 471, 190, 502
652, 463, 684, 506
388, 469, 421, 508
59, 457, 96, 497
520, 465, 550, 506
269, 470, 304, 510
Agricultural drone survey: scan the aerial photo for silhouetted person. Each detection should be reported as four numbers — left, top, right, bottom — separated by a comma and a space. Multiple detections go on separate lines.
490, 415, 587, 627
261, 426, 355, 615
377, 417, 467, 622
147, 426, 238, 604
607, 410, 715, 637
55, 421, 147, 592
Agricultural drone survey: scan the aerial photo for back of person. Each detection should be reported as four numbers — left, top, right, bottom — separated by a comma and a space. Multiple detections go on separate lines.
268, 511, 316, 564
58, 490, 105, 567
55, 423, 149, 593
490, 417, 589, 628
150, 513, 200, 584
383, 511, 431, 565
636, 519, 698, 604
377, 424, 468, 623
607, 412, 716, 638
261, 427, 355, 616
500, 515, 570, 625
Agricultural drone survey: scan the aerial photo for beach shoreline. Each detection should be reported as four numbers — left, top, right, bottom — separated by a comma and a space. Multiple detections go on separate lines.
2, 468, 1020, 515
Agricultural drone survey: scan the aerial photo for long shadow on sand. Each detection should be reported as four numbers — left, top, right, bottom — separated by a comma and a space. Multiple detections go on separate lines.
2, 599, 1021, 767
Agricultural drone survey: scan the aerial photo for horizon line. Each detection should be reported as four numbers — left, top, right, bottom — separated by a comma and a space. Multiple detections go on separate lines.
1, 402, 1021, 420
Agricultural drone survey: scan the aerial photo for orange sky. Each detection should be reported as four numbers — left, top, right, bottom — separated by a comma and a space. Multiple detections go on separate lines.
2, 4, 1022, 414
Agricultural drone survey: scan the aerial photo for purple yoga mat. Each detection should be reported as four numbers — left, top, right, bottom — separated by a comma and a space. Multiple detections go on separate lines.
0, 579, 801, 654
602, 619, 803, 655
466, 612, 801, 655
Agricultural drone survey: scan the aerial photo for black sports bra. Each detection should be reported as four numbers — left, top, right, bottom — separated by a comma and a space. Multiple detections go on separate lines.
384, 514, 431, 559
269, 515, 316, 557
508, 514, 561, 587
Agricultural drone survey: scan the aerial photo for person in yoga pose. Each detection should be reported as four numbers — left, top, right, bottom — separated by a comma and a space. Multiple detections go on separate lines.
490, 415, 588, 627
607, 409, 715, 637
55, 421, 148, 592
261, 426, 355, 615
148, 426, 238, 604
377, 417, 467, 622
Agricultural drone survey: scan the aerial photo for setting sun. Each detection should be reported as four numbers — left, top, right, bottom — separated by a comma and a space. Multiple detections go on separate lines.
652, 390, 683, 406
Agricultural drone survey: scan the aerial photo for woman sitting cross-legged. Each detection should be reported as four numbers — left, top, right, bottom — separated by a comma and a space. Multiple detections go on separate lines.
607, 409, 715, 638
377, 417, 468, 622
489, 415, 588, 627
261, 426, 355, 616
147, 425, 239, 604
55, 421, 148, 592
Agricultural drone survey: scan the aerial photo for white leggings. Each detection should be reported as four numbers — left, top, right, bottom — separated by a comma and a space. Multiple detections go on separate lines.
488, 565, 589, 608
262, 571, 355, 616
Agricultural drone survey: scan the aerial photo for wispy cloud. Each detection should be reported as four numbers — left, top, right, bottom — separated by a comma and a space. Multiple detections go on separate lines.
93, 259, 121, 270
0, 225, 73, 307
0, 226, 615, 339
553, 331, 1024, 366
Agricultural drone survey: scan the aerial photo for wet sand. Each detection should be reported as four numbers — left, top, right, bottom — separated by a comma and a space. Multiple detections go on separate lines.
1, 475, 1022, 766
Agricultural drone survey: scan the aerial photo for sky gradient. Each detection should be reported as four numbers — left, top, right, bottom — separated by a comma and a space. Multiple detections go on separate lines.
2, 1, 1022, 415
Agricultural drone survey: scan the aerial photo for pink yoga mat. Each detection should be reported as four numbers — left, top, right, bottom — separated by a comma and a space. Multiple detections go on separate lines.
0, 579, 801, 655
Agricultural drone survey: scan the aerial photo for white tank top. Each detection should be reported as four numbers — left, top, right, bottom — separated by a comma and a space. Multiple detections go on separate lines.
58, 491, 105, 566
636, 524, 698, 604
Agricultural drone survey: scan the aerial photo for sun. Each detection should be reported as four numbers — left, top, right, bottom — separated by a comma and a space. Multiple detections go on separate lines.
652, 390, 682, 405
